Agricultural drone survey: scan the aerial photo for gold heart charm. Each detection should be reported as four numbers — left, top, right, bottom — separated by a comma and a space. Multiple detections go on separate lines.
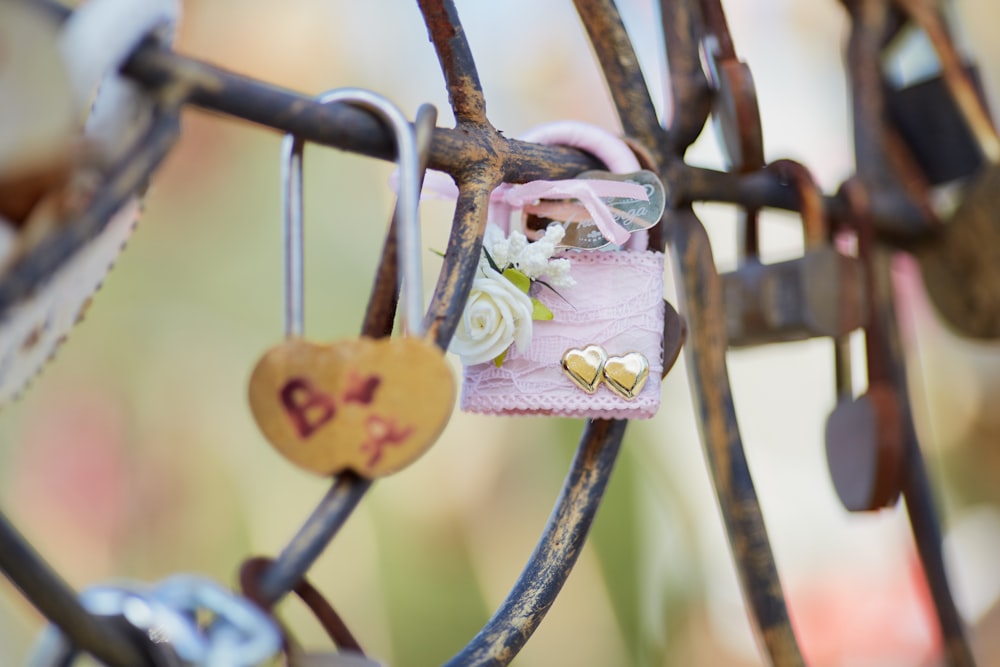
248, 336, 455, 478
560, 345, 608, 394
603, 352, 649, 400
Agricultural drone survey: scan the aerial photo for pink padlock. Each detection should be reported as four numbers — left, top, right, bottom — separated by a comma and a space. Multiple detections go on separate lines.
453, 121, 666, 419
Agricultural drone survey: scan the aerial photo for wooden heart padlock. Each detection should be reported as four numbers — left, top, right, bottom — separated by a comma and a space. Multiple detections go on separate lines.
248, 90, 454, 479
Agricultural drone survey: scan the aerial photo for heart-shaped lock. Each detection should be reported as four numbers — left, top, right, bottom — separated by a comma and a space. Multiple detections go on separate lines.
603, 352, 649, 400
248, 90, 453, 478
560, 344, 608, 394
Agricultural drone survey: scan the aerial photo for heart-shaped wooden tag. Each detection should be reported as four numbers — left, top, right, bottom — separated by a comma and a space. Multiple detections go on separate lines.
603, 352, 649, 400
248, 336, 455, 478
560, 344, 608, 393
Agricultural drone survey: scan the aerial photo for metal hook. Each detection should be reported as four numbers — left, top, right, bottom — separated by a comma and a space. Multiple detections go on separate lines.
281, 88, 424, 339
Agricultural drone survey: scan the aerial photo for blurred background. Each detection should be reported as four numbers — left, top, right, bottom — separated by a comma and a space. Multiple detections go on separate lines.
4, 1, 1000, 665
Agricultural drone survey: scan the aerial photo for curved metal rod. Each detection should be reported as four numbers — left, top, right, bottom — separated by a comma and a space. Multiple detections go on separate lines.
868, 249, 975, 666
445, 419, 627, 667
668, 207, 805, 666
0, 512, 145, 667
902, 449, 975, 667
256, 473, 372, 606
240, 556, 365, 654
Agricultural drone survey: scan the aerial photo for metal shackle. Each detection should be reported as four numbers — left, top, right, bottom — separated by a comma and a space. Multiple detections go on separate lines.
763, 158, 828, 252
282, 88, 425, 339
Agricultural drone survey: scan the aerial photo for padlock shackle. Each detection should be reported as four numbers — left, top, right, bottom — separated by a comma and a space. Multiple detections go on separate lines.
893, 0, 1000, 163
699, 0, 766, 265
699, 0, 736, 62
840, 178, 895, 387
281, 88, 425, 339
833, 335, 854, 400
765, 159, 828, 249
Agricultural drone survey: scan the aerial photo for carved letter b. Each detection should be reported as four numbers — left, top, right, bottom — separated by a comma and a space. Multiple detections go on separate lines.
279, 378, 336, 438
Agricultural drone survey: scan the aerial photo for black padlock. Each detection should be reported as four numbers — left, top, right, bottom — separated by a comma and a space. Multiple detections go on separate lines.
882, 14, 988, 186
723, 160, 868, 347
825, 180, 904, 512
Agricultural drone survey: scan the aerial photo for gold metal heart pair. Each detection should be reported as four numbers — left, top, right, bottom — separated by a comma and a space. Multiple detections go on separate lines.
560, 344, 649, 400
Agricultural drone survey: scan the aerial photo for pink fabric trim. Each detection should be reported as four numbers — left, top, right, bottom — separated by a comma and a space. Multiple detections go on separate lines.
461, 250, 665, 419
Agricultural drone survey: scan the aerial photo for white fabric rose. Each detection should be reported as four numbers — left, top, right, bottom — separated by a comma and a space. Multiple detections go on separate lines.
450, 265, 534, 366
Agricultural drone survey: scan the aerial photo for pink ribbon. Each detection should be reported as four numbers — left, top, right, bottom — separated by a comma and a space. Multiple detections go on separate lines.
395, 170, 648, 247
497, 179, 646, 246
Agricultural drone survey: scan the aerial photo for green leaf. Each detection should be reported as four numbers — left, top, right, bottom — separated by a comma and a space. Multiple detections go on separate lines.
534, 278, 573, 308
531, 298, 554, 321
482, 246, 502, 273
493, 348, 508, 367
503, 268, 531, 294
429, 248, 446, 258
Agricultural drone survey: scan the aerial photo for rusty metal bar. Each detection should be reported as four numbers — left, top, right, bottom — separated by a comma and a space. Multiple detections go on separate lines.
0, 512, 145, 667
659, 0, 713, 156
667, 207, 805, 666
573, 0, 669, 163
416, 0, 488, 126
121, 46, 596, 182
445, 419, 626, 667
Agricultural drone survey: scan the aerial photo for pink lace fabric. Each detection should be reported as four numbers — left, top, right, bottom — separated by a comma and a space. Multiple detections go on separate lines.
461, 250, 665, 418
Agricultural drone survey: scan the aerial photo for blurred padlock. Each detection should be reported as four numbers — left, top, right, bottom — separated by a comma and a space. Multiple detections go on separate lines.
0, 1, 75, 225
825, 181, 904, 512
722, 160, 868, 347
887, 0, 1000, 339
825, 338, 905, 512
882, 3, 987, 186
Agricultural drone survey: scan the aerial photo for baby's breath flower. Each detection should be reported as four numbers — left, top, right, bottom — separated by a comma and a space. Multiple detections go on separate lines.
517, 247, 550, 279
483, 223, 509, 268
507, 230, 528, 261
542, 224, 565, 246
545, 258, 575, 287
